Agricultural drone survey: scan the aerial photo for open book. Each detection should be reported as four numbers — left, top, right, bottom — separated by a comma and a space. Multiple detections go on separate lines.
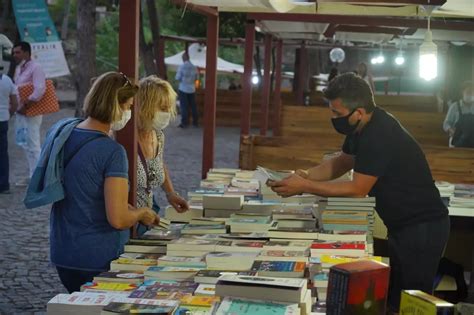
256, 166, 292, 182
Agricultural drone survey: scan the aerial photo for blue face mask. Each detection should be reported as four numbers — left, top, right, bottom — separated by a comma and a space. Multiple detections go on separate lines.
331, 109, 360, 135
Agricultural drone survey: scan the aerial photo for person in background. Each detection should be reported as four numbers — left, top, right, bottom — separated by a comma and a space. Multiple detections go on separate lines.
0, 72, 18, 194
13, 41, 46, 186
228, 78, 238, 91
175, 52, 198, 128
34, 72, 159, 293
357, 62, 375, 93
443, 81, 474, 148
268, 73, 449, 314
136, 76, 189, 235
328, 67, 339, 83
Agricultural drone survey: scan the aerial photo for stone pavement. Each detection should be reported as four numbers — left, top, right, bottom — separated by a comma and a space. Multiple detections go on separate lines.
0, 109, 240, 314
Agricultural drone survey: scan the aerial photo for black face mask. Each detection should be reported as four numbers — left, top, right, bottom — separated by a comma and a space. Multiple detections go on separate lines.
331, 109, 360, 135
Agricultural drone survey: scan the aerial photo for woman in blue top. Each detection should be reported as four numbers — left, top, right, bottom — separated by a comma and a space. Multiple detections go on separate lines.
50, 72, 159, 293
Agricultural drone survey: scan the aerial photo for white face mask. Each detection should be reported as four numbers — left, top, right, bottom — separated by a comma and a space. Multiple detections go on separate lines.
152, 112, 171, 130
463, 95, 474, 104
111, 109, 132, 131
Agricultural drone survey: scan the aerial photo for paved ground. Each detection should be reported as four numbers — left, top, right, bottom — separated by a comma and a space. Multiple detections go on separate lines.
0, 108, 240, 314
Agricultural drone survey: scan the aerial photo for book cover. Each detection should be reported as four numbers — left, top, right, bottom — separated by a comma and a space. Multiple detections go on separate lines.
217, 274, 306, 289
251, 261, 306, 273
311, 241, 366, 250
216, 297, 300, 315
180, 295, 220, 307
101, 302, 175, 314
129, 281, 198, 299
80, 282, 137, 292
93, 271, 144, 282
399, 290, 454, 315
194, 284, 216, 296
326, 260, 390, 315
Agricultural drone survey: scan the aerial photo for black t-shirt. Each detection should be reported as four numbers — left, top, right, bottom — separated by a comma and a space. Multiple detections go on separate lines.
342, 107, 448, 230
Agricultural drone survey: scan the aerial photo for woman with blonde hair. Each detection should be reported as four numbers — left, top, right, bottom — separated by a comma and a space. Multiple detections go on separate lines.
25, 72, 159, 293
136, 75, 188, 233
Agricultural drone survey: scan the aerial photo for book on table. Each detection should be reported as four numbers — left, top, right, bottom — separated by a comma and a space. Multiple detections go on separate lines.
215, 274, 307, 303
326, 260, 390, 315
250, 260, 306, 278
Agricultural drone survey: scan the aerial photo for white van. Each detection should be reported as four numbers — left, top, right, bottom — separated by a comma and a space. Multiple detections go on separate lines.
0, 34, 13, 74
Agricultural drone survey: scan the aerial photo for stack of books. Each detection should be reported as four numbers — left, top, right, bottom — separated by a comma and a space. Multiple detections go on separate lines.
203, 195, 244, 218
321, 197, 376, 236
449, 184, 474, 217
227, 213, 277, 233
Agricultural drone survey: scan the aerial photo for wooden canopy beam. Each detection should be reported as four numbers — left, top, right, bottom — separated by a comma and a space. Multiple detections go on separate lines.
248, 13, 474, 32
314, 0, 446, 4
171, 0, 218, 17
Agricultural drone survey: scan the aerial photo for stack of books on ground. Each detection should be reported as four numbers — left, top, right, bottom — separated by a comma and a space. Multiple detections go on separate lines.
448, 184, 474, 217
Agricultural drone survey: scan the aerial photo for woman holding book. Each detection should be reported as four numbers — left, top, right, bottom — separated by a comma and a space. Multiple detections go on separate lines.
29, 72, 159, 293
135, 75, 189, 234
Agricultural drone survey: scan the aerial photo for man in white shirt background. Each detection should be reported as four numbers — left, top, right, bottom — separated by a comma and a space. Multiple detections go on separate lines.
12, 41, 46, 185
0, 70, 19, 194
175, 53, 199, 128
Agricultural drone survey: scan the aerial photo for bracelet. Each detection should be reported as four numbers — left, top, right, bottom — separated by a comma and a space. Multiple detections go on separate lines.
165, 191, 179, 198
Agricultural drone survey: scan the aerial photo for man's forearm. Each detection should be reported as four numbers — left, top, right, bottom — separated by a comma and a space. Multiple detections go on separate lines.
307, 156, 352, 182
304, 179, 365, 198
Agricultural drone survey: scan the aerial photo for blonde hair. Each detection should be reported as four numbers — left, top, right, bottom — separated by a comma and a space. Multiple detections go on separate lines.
137, 75, 177, 131
83, 71, 138, 123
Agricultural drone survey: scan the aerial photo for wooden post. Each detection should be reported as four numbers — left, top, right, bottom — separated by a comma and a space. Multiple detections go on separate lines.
273, 40, 283, 136
260, 34, 272, 135
116, 0, 139, 206
296, 42, 308, 105
202, 14, 219, 178
240, 20, 255, 135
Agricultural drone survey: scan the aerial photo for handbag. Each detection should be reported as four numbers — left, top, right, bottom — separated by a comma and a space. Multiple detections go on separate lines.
17, 79, 59, 117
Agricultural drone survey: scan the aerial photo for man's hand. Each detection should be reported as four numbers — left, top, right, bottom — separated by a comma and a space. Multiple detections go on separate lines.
267, 174, 309, 197
167, 192, 189, 213
295, 169, 309, 179
17, 100, 35, 115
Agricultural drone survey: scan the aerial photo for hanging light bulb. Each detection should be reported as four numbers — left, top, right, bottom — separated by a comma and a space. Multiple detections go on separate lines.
376, 55, 385, 64
251, 75, 260, 85
395, 37, 405, 66
395, 55, 405, 66
419, 17, 437, 81
371, 57, 378, 65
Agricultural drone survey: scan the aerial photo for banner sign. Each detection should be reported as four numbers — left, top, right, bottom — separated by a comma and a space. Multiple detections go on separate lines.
12, 0, 70, 78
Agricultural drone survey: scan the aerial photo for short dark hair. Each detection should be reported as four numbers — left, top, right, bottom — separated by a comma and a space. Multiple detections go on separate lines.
324, 72, 376, 113
14, 41, 31, 55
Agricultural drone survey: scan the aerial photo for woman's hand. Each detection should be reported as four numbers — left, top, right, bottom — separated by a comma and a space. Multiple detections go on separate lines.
138, 208, 160, 226
167, 192, 189, 213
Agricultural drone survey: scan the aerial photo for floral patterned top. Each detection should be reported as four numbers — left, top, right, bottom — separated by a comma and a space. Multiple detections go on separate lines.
136, 130, 165, 208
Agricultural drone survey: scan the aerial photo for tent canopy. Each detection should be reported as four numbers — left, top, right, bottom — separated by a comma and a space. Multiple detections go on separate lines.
165, 43, 245, 74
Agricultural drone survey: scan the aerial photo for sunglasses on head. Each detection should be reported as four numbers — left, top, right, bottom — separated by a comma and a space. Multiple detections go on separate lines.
120, 72, 132, 87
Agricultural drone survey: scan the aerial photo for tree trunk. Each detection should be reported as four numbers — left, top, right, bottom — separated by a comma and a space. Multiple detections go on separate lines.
0, 0, 11, 33
139, 7, 156, 76
60, 0, 72, 40
146, 0, 165, 78
76, 0, 97, 117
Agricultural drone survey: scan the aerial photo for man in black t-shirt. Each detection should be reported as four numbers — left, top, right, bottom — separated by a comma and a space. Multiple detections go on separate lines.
268, 73, 449, 313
